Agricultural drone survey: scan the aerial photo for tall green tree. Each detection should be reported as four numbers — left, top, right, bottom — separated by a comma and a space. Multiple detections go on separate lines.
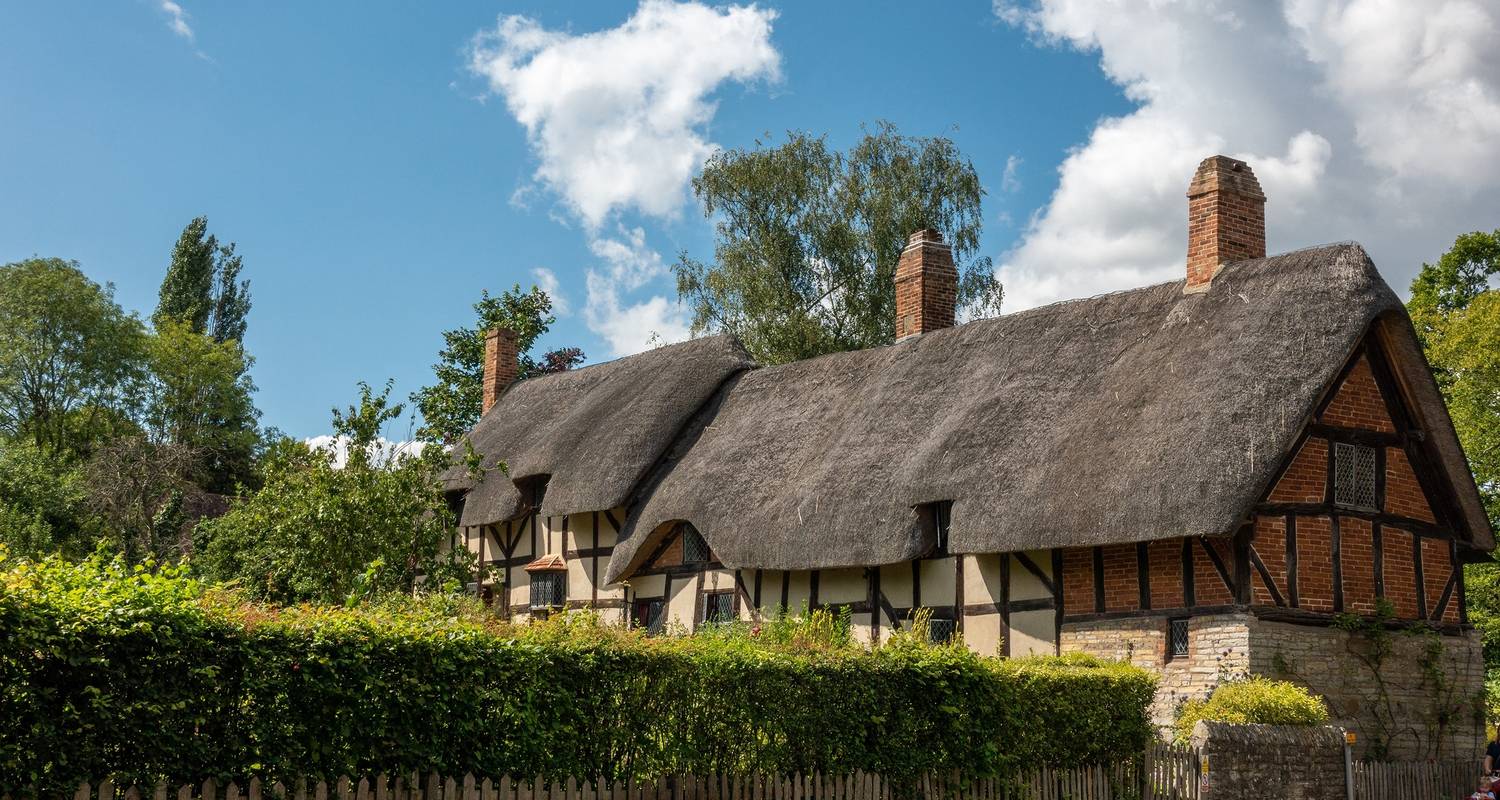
143, 320, 261, 493
0, 258, 146, 455
154, 216, 252, 344
1407, 230, 1500, 681
0, 438, 93, 557
412, 285, 584, 443
674, 122, 1004, 365
194, 381, 473, 603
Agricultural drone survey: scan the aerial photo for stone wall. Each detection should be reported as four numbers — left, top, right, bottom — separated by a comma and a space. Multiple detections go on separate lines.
1062, 613, 1250, 729
1250, 618, 1485, 760
1191, 721, 1347, 800
1060, 612, 1483, 759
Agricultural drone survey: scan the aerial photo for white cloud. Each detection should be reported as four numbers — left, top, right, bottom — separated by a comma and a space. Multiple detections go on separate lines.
468, 1, 781, 229
995, 0, 1500, 311
303, 435, 426, 469
1001, 155, 1023, 193
160, 0, 194, 40
530, 267, 570, 316
583, 227, 691, 356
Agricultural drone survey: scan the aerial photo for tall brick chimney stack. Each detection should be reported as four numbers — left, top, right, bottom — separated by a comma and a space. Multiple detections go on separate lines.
895, 229, 958, 341
481, 327, 519, 415
1185, 156, 1266, 293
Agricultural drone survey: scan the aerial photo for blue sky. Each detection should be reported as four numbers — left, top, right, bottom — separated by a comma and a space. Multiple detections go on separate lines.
4, 2, 1499, 440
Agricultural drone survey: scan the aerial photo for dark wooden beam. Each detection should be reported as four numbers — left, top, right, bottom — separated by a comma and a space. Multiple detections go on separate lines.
1234, 525, 1252, 606
1092, 546, 1106, 613
809, 569, 821, 610
1432, 571, 1457, 623
1286, 515, 1299, 607
1253, 503, 1455, 540
590, 512, 599, 606
1198, 537, 1235, 597
780, 571, 789, 613
868, 567, 881, 640
911, 560, 921, 611
1331, 515, 1344, 613
1137, 542, 1151, 611
1248, 546, 1286, 607
602, 509, 623, 534
1414, 535, 1428, 620
753, 568, 763, 610
1014, 551, 1056, 596
1051, 548, 1064, 655
999, 555, 1011, 658
1372, 522, 1384, 598
1182, 537, 1196, 607
1307, 423, 1404, 448
955, 556, 965, 635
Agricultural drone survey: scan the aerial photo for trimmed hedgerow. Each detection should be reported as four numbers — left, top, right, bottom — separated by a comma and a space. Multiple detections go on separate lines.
1, 553, 1156, 792
1173, 676, 1330, 744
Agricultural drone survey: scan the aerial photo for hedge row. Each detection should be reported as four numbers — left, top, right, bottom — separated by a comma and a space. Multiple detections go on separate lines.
0, 554, 1157, 792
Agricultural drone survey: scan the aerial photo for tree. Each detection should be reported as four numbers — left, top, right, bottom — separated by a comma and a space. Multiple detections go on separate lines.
0, 258, 146, 455
1406, 230, 1500, 691
0, 438, 93, 557
412, 285, 585, 443
194, 381, 473, 603
84, 436, 198, 563
143, 320, 260, 493
154, 216, 252, 344
674, 122, 1004, 365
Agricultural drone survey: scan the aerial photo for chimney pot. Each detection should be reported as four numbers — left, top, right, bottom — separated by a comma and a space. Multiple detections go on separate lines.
482, 327, 519, 414
895, 229, 958, 340
1185, 155, 1266, 293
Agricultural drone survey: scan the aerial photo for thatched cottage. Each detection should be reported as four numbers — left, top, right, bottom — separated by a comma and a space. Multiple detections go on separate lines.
444, 156, 1493, 755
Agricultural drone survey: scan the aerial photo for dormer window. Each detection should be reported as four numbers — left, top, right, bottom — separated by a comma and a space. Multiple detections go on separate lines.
1334, 443, 1378, 512
525, 553, 566, 614
682, 525, 711, 564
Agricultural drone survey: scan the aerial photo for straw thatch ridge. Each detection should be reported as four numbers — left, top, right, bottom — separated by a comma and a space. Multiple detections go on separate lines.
608, 243, 1491, 581
450, 334, 752, 527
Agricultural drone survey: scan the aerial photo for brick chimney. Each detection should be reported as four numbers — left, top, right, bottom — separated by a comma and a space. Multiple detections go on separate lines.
895, 229, 958, 341
481, 327, 519, 415
1185, 155, 1266, 293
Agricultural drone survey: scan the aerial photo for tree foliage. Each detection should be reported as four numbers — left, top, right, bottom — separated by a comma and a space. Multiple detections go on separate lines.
0, 258, 146, 455
194, 381, 471, 604
0, 439, 92, 558
143, 320, 260, 493
154, 217, 252, 344
1407, 230, 1500, 675
412, 285, 584, 444
674, 122, 1003, 365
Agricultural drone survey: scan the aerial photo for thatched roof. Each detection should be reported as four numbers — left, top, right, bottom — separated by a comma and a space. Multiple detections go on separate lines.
450, 335, 752, 526
607, 243, 1493, 581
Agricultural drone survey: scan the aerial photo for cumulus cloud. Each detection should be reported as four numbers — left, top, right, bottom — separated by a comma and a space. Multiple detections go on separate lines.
995, 0, 1500, 311
468, 1, 781, 229
583, 227, 691, 356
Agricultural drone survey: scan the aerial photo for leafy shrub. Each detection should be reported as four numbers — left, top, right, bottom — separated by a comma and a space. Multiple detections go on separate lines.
1, 551, 1157, 792
1173, 676, 1330, 744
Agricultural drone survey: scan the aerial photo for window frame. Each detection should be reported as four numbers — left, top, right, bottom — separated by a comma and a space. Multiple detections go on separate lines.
700, 590, 735, 626
632, 597, 666, 635
682, 525, 712, 565
1167, 617, 1190, 660
528, 571, 566, 612
1333, 442, 1379, 512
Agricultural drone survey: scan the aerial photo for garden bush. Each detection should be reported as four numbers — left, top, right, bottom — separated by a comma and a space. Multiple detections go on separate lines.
0, 552, 1156, 792
1173, 676, 1330, 744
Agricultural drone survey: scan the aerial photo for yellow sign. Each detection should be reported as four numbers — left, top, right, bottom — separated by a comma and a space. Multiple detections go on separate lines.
1345, 732, 1357, 745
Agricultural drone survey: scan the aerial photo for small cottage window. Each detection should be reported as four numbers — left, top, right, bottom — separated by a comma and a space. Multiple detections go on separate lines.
632, 598, 665, 635
933, 502, 952, 555
701, 591, 735, 625
928, 616, 957, 645
1168, 618, 1189, 659
529, 571, 565, 611
682, 526, 712, 564
1334, 442, 1378, 511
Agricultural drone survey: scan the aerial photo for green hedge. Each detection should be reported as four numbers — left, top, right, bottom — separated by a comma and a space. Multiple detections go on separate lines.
1173, 677, 1330, 744
1, 554, 1157, 792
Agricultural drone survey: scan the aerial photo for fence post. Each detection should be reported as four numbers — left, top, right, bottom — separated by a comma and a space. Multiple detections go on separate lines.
1343, 731, 1355, 800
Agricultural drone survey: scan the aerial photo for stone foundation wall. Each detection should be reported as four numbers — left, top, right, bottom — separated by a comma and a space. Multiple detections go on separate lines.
1061, 614, 1250, 729
1060, 612, 1484, 758
1191, 721, 1347, 800
1249, 619, 1484, 760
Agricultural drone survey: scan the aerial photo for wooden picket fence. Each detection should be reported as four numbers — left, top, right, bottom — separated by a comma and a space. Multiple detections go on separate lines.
15, 750, 1202, 800
1351, 758, 1483, 800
